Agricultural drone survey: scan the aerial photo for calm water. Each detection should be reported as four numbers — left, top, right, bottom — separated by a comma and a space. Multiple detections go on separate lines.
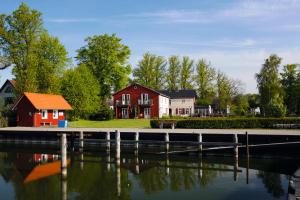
0, 146, 299, 200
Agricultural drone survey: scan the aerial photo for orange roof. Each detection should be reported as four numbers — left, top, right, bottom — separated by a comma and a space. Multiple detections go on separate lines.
24, 159, 70, 183
15, 92, 72, 110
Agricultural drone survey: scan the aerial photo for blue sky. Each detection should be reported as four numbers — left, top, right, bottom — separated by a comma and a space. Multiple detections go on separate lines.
1, 0, 300, 93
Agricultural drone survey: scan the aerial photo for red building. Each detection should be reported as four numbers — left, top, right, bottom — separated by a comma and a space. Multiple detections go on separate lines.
12, 92, 72, 127
113, 83, 170, 119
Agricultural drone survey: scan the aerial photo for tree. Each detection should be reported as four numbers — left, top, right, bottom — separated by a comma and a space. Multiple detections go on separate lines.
0, 3, 43, 94
77, 34, 131, 100
61, 64, 100, 120
195, 59, 216, 105
280, 64, 298, 115
216, 72, 232, 113
0, 3, 68, 95
232, 94, 249, 115
180, 56, 194, 89
34, 32, 69, 94
166, 56, 180, 90
256, 54, 286, 117
133, 53, 166, 90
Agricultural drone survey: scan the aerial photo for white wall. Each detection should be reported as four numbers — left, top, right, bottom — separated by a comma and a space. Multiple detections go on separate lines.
170, 98, 195, 116
158, 95, 169, 118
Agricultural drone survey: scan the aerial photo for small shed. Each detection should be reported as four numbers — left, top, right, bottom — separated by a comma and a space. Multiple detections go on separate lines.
12, 92, 72, 127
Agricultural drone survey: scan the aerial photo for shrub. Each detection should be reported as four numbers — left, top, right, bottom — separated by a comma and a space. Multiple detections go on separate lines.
150, 117, 300, 129
89, 105, 113, 121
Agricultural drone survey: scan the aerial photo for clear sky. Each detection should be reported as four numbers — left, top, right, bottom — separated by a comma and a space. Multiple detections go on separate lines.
1, 0, 300, 93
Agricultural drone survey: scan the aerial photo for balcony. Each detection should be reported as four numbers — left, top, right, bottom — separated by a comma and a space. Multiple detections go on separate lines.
115, 100, 130, 107
138, 99, 153, 106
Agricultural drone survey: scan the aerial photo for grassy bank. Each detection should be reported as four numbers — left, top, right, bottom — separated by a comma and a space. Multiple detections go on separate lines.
69, 119, 151, 128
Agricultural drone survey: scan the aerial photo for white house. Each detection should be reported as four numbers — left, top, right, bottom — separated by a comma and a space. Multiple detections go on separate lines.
0, 79, 16, 106
158, 90, 197, 117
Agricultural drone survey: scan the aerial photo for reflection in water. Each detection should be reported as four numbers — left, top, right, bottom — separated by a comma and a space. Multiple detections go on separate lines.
0, 150, 298, 200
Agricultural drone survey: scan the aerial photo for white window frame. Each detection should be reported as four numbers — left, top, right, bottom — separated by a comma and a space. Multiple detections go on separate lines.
53, 110, 58, 119
41, 110, 48, 119
186, 108, 190, 115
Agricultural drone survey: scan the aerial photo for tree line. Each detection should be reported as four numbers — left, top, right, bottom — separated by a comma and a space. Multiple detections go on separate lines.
0, 3, 299, 121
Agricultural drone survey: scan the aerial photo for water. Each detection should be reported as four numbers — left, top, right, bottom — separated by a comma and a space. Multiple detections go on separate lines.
0, 146, 299, 200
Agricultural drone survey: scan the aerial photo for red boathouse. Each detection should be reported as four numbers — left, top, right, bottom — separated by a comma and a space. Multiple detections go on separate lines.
12, 92, 72, 127
113, 83, 170, 119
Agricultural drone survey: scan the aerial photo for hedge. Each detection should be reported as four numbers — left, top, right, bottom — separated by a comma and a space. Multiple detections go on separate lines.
150, 117, 300, 129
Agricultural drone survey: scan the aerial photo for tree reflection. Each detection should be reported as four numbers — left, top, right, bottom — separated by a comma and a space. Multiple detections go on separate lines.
257, 171, 285, 198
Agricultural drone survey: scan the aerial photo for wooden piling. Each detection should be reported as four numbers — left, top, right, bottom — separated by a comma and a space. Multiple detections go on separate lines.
233, 134, 238, 158
61, 133, 67, 178
198, 133, 203, 152
115, 130, 121, 165
165, 132, 169, 152
79, 131, 84, 151
246, 131, 249, 156
106, 131, 110, 152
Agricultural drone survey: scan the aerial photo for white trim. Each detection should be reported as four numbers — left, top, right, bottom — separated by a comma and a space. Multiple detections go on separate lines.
41, 110, 48, 119
53, 110, 58, 119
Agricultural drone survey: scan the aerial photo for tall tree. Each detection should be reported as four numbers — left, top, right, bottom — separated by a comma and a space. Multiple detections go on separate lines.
133, 53, 166, 90
0, 3, 43, 93
280, 64, 298, 115
180, 56, 194, 89
256, 54, 286, 117
61, 64, 100, 120
166, 55, 180, 90
0, 3, 68, 95
195, 59, 216, 105
34, 32, 69, 94
77, 33, 131, 100
216, 71, 233, 113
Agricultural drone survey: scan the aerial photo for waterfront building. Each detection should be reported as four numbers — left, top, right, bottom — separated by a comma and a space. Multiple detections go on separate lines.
158, 89, 197, 117
113, 83, 170, 119
0, 79, 16, 106
12, 92, 72, 127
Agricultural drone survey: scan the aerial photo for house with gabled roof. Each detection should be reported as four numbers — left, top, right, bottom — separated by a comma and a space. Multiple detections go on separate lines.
158, 89, 197, 116
12, 92, 72, 127
113, 83, 170, 119
0, 79, 16, 106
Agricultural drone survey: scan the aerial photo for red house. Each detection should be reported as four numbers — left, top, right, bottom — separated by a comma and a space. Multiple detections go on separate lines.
113, 83, 170, 119
12, 92, 72, 127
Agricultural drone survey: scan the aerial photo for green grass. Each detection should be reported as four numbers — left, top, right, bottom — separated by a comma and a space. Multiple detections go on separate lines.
69, 119, 151, 128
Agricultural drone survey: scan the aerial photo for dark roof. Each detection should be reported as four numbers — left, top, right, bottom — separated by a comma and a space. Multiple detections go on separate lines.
0, 79, 16, 93
113, 83, 170, 98
158, 89, 197, 99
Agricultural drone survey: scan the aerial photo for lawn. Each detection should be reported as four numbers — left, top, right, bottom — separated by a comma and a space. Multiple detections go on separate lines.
68, 119, 151, 128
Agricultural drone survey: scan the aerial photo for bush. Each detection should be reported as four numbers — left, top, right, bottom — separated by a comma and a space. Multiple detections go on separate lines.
89, 105, 113, 121
150, 117, 300, 129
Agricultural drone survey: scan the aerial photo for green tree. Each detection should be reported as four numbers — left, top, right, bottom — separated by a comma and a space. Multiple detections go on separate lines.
61, 64, 100, 120
216, 72, 232, 113
0, 3, 43, 94
180, 56, 194, 89
133, 53, 166, 90
195, 59, 216, 105
232, 94, 249, 115
166, 55, 180, 90
256, 54, 286, 117
280, 64, 298, 115
0, 3, 68, 95
77, 33, 131, 100
34, 32, 69, 94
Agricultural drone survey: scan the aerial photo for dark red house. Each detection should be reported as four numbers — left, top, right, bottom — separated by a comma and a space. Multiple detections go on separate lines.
113, 83, 170, 119
12, 92, 72, 127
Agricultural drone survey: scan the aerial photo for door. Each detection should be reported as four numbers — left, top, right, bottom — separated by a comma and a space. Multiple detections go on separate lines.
144, 108, 151, 119
121, 108, 128, 119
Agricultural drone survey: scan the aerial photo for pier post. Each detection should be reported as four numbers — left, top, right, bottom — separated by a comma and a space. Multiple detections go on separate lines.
106, 132, 110, 152
135, 132, 139, 151
233, 134, 238, 158
246, 131, 249, 184
198, 133, 203, 152
165, 132, 169, 152
61, 133, 67, 178
79, 131, 84, 151
246, 131, 249, 156
115, 130, 121, 165
171, 123, 175, 129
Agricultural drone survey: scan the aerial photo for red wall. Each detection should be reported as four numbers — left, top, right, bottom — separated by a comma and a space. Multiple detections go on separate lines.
16, 96, 65, 127
113, 84, 159, 119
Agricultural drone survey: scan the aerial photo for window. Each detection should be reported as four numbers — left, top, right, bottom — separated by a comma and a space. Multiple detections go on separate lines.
53, 110, 58, 119
182, 99, 185, 103
4, 86, 13, 93
41, 110, 48, 119
186, 108, 190, 115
